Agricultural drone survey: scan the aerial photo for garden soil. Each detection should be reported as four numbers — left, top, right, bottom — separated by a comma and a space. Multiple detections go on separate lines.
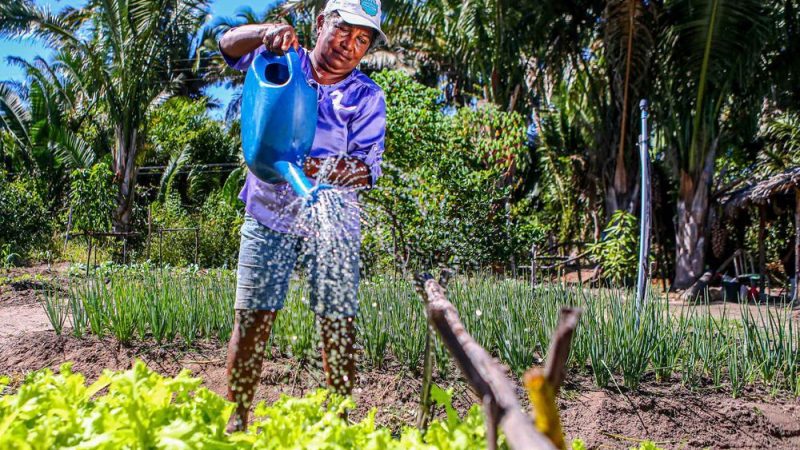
2, 266, 800, 449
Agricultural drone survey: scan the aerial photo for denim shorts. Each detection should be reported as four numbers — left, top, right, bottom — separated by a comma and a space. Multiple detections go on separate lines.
235, 214, 360, 318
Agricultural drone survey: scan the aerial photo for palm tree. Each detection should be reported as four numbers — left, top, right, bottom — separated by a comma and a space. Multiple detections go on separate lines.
0, 0, 212, 231
0, 54, 99, 203
594, 0, 658, 216
759, 111, 800, 176
655, 0, 773, 288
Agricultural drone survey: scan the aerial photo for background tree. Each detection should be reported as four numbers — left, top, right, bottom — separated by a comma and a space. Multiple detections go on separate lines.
655, 0, 772, 288
0, 0, 213, 231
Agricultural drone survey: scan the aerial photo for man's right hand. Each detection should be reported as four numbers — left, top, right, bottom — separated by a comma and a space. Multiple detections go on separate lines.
219, 24, 299, 59
260, 25, 299, 55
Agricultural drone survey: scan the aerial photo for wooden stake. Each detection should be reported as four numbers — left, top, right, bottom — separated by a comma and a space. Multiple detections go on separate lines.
523, 308, 582, 450
414, 274, 556, 450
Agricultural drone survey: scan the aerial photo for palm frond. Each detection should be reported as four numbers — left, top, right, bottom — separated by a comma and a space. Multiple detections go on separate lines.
659, 0, 771, 174
0, 0, 87, 51
51, 126, 96, 169
0, 81, 32, 149
160, 144, 191, 199
220, 165, 246, 207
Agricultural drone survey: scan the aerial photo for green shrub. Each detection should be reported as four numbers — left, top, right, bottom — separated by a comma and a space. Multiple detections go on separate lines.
147, 190, 243, 268
68, 161, 116, 233
149, 192, 198, 266
147, 98, 239, 205
365, 70, 538, 272
198, 190, 243, 268
0, 175, 55, 261
588, 210, 639, 285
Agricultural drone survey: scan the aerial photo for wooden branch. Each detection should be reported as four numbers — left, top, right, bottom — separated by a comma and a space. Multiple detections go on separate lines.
417, 330, 434, 430
542, 308, 582, 389
414, 274, 557, 450
680, 271, 713, 301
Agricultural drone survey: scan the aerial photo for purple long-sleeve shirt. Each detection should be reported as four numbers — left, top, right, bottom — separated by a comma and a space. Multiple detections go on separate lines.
223, 44, 386, 237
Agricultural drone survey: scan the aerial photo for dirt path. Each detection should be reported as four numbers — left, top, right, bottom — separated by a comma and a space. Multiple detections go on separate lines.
0, 264, 64, 346
0, 304, 54, 346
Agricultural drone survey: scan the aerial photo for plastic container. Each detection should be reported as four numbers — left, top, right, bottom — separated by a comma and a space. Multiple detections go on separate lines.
241, 48, 319, 198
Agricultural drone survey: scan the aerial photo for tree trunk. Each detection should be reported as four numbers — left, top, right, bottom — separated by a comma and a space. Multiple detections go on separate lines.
112, 127, 139, 233
674, 140, 718, 289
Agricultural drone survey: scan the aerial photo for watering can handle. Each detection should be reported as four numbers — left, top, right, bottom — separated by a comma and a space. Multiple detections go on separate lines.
283, 47, 308, 87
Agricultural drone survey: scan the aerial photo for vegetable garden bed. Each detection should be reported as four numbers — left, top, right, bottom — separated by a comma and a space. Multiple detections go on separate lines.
1, 265, 800, 448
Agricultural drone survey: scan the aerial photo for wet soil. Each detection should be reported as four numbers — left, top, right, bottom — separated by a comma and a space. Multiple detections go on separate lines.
2, 265, 800, 449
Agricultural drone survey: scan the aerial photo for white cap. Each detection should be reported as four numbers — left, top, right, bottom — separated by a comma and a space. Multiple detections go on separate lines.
323, 0, 389, 47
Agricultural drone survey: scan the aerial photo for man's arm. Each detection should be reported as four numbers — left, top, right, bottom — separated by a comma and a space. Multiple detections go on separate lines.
219, 24, 299, 58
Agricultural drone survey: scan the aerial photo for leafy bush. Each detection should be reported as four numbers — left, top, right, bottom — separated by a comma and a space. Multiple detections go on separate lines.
147, 98, 239, 205
147, 190, 243, 268
198, 190, 243, 268
149, 192, 198, 266
68, 161, 116, 233
588, 210, 639, 285
365, 70, 537, 272
0, 175, 55, 261
0, 362, 494, 449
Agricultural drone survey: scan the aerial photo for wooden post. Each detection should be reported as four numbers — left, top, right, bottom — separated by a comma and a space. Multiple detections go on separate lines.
530, 244, 538, 287
194, 228, 200, 266
759, 205, 767, 299
523, 308, 581, 450
541, 309, 581, 388
414, 274, 557, 450
417, 329, 434, 429
794, 189, 800, 305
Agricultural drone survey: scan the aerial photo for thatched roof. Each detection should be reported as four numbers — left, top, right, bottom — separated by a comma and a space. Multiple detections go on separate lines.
720, 167, 800, 216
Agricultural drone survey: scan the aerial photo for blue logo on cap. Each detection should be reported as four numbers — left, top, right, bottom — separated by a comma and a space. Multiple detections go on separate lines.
361, 0, 378, 16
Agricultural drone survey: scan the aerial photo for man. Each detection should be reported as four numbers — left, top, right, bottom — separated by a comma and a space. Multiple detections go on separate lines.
218, 0, 387, 432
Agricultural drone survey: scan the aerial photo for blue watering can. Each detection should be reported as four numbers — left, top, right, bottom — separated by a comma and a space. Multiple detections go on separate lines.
241, 48, 322, 199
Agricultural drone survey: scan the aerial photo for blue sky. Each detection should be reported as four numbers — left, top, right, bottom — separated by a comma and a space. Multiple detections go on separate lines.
0, 0, 281, 117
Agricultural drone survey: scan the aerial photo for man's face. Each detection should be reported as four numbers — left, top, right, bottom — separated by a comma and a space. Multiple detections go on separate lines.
315, 15, 374, 75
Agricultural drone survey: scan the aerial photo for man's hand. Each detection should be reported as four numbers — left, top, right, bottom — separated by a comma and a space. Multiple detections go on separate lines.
260, 25, 299, 56
304, 157, 371, 189
219, 24, 298, 59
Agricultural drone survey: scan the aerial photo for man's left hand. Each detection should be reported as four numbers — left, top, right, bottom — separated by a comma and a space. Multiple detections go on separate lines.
303, 157, 371, 189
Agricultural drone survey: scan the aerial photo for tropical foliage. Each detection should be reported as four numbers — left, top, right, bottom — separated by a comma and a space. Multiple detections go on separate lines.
0, 0, 798, 287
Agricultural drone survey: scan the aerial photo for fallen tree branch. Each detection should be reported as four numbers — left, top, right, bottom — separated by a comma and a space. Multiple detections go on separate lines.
414, 273, 557, 450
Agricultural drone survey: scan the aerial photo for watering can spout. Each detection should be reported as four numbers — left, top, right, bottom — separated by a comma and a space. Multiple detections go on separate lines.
272, 161, 331, 202
241, 47, 320, 200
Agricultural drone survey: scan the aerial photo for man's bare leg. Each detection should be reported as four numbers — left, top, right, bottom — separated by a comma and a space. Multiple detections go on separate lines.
226, 309, 277, 432
319, 316, 357, 395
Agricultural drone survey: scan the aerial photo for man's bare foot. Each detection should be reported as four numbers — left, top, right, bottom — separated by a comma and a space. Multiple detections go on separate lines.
226, 412, 247, 434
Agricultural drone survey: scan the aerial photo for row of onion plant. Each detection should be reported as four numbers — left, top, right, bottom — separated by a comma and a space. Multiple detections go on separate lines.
40, 268, 800, 397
